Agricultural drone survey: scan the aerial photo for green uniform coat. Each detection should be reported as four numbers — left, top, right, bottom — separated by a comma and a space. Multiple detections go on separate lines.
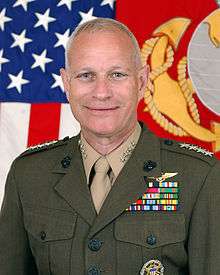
1, 125, 220, 274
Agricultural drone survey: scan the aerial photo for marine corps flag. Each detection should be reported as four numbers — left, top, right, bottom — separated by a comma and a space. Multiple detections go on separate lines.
117, 0, 220, 159
0, 0, 220, 205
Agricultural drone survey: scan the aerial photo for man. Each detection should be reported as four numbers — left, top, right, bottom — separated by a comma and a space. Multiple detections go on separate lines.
0, 18, 220, 275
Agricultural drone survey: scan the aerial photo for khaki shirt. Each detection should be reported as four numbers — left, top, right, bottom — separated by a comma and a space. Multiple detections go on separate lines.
80, 123, 141, 186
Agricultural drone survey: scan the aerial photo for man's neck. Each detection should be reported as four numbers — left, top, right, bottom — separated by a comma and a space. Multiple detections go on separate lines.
81, 124, 137, 155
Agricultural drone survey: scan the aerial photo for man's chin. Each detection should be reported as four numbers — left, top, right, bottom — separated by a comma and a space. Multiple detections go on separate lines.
84, 124, 118, 138
91, 128, 116, 137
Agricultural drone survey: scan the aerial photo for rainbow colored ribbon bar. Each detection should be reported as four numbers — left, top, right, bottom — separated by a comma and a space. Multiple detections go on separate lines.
126, 181, 179, 211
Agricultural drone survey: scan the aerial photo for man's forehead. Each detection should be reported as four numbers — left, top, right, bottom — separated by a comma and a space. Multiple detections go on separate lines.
68, 51, 135, 73
66, 27, 140, 70
70, 28, 133, 50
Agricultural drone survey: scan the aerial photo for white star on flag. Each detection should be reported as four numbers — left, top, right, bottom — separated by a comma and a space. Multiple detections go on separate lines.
54, 29, 71, 49
0, 49, 9, 72
7, 70, 29, 93
57, 0, 76, 11
11, 30, 32, 52
101, 0, 115, 9
32, 49, 53, 72
0, 8, 12, 31
79, 8, 97, 25
51, 73, 64, 92
13, 0, 35, 11
34, 8, 56, 31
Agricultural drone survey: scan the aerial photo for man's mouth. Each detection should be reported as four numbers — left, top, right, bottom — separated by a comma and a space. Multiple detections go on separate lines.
85, 106, 119, 111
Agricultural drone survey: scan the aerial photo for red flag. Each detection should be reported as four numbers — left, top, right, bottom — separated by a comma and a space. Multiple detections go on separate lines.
116, 0, 220, 159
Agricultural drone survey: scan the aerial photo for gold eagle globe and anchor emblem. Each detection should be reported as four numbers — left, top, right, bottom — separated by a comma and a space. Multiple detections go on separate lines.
141, 8, 220, 153
140, 259, 164, 275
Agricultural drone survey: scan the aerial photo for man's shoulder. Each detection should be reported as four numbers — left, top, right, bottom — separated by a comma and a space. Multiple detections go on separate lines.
160, 138, 216, 167
140, 123, 217, 167
10, 135, 80, 178
18, 136, 71, 159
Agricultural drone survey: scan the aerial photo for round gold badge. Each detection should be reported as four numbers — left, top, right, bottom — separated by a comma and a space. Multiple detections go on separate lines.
140, 259, 164, 275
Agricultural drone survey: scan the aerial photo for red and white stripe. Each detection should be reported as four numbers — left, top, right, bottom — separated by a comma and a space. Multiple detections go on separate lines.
0, 102, 80, 205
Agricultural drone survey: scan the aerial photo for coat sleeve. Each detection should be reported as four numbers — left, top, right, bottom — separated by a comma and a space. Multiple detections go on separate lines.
188, 161, 220, 274
0, 161, 38, 275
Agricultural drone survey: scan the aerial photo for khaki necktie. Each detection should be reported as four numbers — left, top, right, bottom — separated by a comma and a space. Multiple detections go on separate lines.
90, 157, 111, 213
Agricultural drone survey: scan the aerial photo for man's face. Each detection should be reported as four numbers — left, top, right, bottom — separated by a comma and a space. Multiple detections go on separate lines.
61, 29, 147, 139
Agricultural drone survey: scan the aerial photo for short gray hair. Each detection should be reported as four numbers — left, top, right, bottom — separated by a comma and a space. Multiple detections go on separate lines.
65, 18, 142, 69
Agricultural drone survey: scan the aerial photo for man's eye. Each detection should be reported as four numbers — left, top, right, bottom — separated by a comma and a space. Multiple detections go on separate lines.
111, 72, 128, 79
76, 72, 95, 81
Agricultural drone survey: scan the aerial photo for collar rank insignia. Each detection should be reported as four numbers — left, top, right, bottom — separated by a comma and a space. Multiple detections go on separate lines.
126, 172, 179, 212
140, 259, 164, 275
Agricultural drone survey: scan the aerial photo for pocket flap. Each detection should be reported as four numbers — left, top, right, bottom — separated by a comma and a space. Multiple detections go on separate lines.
23, 206, 77, 242
115, 213, 185, 248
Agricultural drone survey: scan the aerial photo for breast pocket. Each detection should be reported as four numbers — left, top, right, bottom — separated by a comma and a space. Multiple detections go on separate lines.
23, 206, 77, 275
114, 213, 186, 274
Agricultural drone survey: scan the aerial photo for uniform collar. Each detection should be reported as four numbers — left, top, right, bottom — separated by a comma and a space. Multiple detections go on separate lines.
79, 123, 141, 184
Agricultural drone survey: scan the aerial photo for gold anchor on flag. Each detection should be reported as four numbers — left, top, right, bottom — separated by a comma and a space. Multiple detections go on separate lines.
141, 11, 220, 152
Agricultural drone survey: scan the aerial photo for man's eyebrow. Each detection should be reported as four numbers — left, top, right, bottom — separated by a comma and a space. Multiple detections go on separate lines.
109, 66, 132, 71
71, 67, 94, 73
71, 66, 133, 74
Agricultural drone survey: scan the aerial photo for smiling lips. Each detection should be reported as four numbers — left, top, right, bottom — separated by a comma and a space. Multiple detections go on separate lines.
85, 106, 119, 112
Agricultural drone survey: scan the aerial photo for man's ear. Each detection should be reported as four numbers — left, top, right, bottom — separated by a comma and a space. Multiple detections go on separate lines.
60, 68, 70, 100
138, 65, 149, 100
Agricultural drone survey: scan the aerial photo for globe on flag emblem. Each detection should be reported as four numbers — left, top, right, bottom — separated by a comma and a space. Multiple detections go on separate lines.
188, 9, 220, 115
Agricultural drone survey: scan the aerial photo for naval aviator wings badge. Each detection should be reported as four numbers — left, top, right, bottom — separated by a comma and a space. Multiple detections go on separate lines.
126, 172, 179, 211
150, 172, 178, 183
140, 259, 164, 275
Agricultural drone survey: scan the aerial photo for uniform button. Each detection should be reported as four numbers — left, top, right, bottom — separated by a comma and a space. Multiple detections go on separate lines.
61, 156, 71, 168
146, 235, 156, 246
87, 266, 101, 275
40, 231, 46, 240
164, 139, 173, 146
88, 239, 102, 251
143, 160, 157, 172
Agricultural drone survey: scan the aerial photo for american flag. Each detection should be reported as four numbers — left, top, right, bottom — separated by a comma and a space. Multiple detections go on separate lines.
0, 0, 115, 204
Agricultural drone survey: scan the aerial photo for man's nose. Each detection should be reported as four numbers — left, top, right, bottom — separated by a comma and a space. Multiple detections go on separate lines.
93, 77, 112, 99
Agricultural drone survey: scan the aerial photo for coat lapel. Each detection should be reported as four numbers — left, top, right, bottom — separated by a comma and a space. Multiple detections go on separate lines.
88, 126, 162, 238
53, 137, 96, 226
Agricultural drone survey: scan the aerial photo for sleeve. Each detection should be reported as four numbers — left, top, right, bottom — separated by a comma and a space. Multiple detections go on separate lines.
0, 161, 38, 275
188, 161, 220, 274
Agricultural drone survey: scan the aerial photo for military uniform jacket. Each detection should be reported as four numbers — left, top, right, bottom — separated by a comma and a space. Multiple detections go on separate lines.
1, 125, 220, 275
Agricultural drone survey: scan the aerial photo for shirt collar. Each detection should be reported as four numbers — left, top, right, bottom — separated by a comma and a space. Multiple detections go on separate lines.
106, 123, 141, 180
79, 135, 101, 184
79, 123, 141, 184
